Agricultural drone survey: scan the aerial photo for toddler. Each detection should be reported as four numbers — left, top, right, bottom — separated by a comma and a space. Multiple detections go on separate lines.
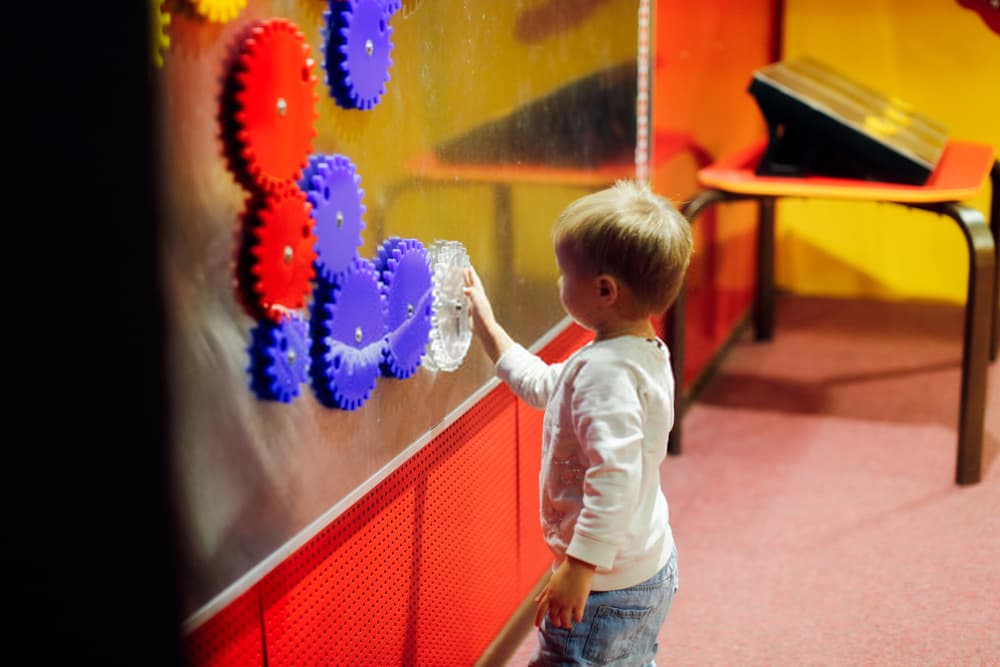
463, 180, 693, 665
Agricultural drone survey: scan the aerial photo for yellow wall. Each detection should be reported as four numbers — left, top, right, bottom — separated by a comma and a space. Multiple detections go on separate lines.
779, 0, 1000, 303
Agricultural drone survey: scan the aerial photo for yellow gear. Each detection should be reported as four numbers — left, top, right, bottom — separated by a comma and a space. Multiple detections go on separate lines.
190, 0, 247, 24
151, 0, 171, 68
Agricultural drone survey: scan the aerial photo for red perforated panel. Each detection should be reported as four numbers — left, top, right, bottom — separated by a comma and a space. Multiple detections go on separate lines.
181, 323, 596, 666
259, 385, 522, 665
184, 588, 264, 667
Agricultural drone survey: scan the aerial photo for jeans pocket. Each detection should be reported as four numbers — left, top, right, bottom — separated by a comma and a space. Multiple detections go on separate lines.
582, 604, 654, 665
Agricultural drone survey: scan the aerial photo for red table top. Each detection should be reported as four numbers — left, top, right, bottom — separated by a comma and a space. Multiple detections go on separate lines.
698, 139, 996, 203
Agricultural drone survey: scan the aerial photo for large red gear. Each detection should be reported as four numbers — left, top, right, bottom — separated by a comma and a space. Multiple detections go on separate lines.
223, 18, 319, 193
236, 185, 317, 322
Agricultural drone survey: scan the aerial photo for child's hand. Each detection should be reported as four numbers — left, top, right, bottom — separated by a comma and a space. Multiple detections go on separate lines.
534, 557, 595, 629
461, 266, 515, 362
462, 266, 496, 340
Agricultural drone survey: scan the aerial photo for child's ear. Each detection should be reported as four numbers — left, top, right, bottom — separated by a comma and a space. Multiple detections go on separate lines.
596, 275, 618, 302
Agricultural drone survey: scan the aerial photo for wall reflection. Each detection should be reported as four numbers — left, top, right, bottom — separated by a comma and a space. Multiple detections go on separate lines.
158, 0, 637, 619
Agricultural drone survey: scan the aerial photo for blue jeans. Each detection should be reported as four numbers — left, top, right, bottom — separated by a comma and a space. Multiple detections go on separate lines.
528, 547, 679, 666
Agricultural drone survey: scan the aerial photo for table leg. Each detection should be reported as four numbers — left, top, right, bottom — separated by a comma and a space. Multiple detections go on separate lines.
667, 190, 751, 455
755, 197, 776, 341
933, 202, 994, 485
990, 161, 999, 362
666, 282, 686, 456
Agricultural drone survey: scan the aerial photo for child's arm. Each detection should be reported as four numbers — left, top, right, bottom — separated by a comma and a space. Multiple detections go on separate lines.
462, 266, 515, 363
534, 556, 596, 629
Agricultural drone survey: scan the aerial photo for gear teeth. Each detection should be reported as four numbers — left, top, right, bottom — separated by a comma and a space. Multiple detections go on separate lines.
423, 240, 473, 372
323, 0, 395, 110
309, 256, 385, 410
221, 18, 318, 194
301, 152, 366, 283
247, 311, 311, 402
192, 0, 247, 24
376, 237, 431, 379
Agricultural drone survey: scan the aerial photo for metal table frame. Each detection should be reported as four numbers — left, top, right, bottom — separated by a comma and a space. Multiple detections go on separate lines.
666, 145, 998, 486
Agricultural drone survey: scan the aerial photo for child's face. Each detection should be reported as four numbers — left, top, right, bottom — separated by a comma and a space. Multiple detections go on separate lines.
555, 241, 599, 329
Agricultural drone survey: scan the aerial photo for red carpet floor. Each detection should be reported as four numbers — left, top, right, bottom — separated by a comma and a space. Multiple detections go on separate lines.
506, 294, 1000, 666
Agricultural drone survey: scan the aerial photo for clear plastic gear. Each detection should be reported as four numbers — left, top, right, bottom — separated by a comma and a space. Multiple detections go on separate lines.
151, 0, 171, 68
321, 0, 395, 110
309, 257, 387, 410
423, 240, 472, 372
190, 0, 247, 24
374, 237, 433, 379
247, 311, 311, 403
219, 18, 319, 193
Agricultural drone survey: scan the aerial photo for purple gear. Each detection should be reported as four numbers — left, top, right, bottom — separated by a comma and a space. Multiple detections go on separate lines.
322, 0, 394, 110
247, 311, 311, 403
309, 257, 387, 410
301, 153, 366, 283
374, 237, 432, 379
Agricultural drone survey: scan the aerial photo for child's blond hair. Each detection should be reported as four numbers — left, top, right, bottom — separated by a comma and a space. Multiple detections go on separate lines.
552, 180, 693, 314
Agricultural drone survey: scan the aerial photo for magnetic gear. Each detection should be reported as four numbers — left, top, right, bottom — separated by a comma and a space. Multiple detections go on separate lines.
423, 240, 473, 372
190, 0, 247, 24
309, 257, 387, 410
300, 153, 366, 284
219, 18, 319, 193
247, 311, 311, 402
151, 0, 171, 68
322, 0, 395, 110
234, 185, 317, 323
374, 237, 432, 379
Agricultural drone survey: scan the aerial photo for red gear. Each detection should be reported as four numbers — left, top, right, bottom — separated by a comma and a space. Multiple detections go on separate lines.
230, 18, 319, 193
238, 185, 317, 322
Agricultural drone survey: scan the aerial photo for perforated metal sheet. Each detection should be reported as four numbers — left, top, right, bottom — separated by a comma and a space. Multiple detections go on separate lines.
182, 324, 595, 666
259, 384, 522, 665
183, 588, 264, 667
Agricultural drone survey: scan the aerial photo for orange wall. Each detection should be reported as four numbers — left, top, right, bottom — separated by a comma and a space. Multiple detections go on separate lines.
651, 0, 780, 386
778, 0, 1000, 303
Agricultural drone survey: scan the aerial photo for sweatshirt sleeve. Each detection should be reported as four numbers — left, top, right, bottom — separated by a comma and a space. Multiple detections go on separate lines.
565, 357, 644, 569
495, 343, 564, 410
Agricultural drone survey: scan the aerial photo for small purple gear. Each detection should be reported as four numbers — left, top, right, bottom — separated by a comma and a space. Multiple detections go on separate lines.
374, 237, 432, 379
300, 153, 366, 283
322, 0, 395, 110
309, 257, 387, 410
247, 311, 311, 403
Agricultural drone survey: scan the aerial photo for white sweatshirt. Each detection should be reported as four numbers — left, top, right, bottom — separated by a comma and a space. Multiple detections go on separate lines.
496, 335, 676, 591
